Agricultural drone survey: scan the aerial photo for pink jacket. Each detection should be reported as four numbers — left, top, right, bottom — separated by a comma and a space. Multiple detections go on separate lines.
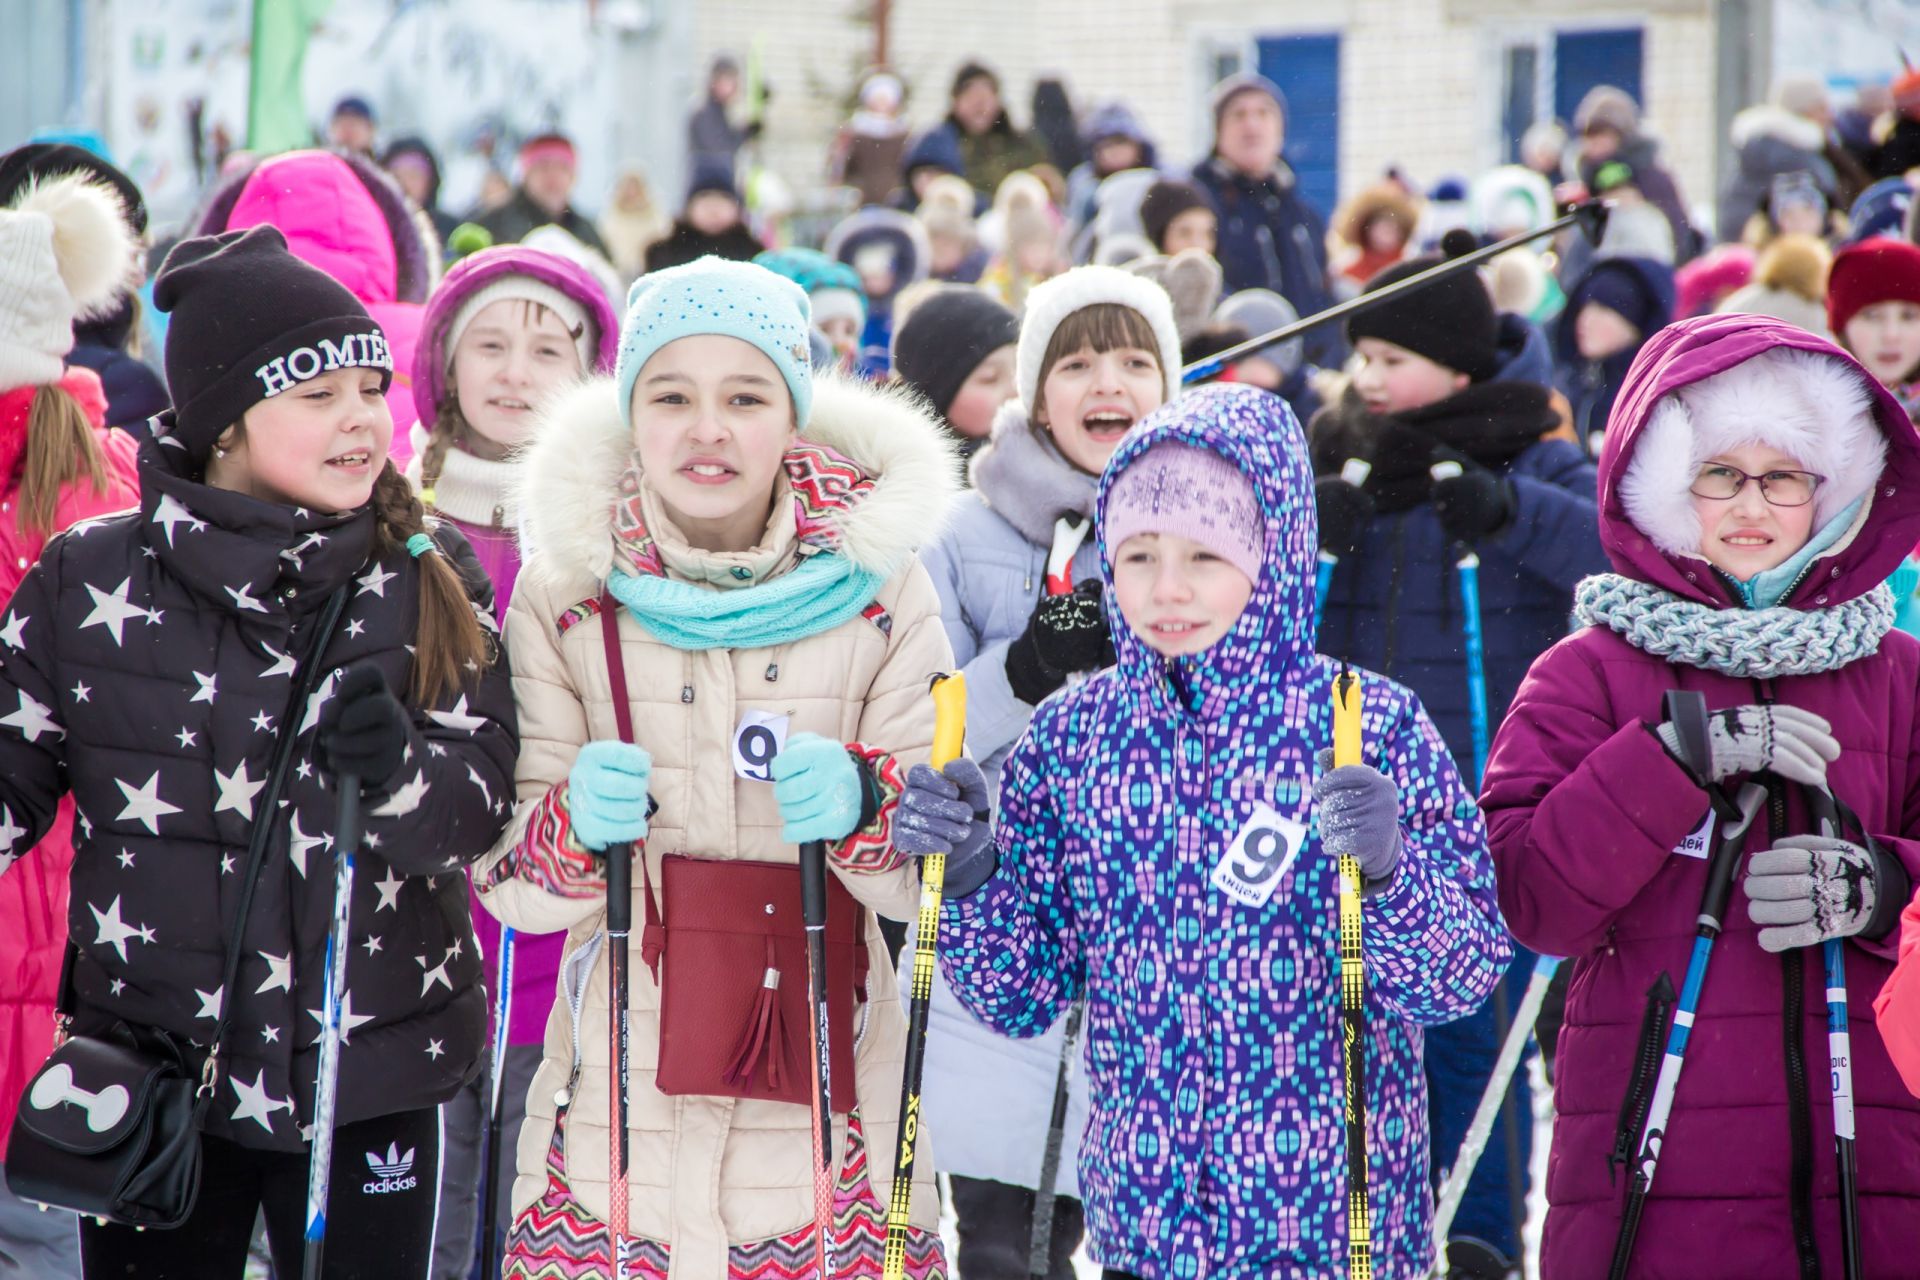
197, 150, 438, 466
0, 368, 140, 1156
1874, 889, 1920, 1098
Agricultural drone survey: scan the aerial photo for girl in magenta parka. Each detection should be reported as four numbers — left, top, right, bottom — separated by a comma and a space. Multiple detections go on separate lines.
1482, 313, 1920, 1277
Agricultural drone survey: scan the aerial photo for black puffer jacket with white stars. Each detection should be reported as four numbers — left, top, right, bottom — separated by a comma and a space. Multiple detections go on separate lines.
0, 433, 518, 1150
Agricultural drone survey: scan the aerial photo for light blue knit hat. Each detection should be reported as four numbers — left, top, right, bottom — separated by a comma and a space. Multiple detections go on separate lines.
614, 256, 815, 427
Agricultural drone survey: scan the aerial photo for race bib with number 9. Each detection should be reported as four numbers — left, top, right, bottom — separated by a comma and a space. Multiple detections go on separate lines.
733, 710, 790, 782
1211, 804, 1307, 908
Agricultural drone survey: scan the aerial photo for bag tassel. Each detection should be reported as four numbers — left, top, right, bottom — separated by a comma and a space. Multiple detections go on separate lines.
722, 937, 789, 1093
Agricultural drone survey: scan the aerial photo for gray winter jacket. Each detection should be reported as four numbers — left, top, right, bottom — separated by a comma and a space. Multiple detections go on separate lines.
916, 401, 1098, 1193
1717, 104, 1837, 244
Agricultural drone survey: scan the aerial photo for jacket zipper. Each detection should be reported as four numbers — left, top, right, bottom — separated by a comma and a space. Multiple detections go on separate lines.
1380, 514, 1410, 676
1609, 970, 1675, 1186
558, 931, 606, 1106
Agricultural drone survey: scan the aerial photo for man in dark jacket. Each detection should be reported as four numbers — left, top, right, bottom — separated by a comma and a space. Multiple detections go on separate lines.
1189, 74, 1341, 369
473, 132, 610, 257
935, 61, 1049, 199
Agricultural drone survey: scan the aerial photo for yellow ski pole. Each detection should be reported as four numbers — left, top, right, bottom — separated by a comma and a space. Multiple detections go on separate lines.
1333, 668, 1373, 1279
883, 673, 968, 1279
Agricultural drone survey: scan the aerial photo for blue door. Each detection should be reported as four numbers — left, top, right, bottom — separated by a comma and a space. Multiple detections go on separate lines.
1256, 34, 1341, 217
1554, 27, 1644, 129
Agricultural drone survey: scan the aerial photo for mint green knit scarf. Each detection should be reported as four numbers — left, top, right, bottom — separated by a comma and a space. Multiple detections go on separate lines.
1572, 574, 1895, 678
607, 552, 884, 652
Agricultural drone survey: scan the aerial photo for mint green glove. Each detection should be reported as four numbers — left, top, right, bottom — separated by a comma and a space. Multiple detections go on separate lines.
771, 732, 867, 844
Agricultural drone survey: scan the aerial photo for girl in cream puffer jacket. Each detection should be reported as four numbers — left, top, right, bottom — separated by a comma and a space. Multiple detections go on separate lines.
477, 259, 961, 1280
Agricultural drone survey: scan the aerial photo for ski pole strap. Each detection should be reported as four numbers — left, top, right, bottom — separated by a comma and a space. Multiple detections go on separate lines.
1660, 690, 1718, 796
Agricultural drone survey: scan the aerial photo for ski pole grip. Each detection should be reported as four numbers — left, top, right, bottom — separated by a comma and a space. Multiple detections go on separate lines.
930, 673, 967, 770
604, 843, 632, 933
1661, 690, 1713, 789
800, 840, 829, 926
1340, 458, 1372, 488
1429, 460, 1464, 482
1333, 670, 1363, 768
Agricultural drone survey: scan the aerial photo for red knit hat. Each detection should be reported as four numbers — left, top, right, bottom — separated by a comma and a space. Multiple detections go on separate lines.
1827, 238, 1920, 336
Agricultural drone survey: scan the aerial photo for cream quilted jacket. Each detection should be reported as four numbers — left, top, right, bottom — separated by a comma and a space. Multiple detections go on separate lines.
476, 371, 961, 1277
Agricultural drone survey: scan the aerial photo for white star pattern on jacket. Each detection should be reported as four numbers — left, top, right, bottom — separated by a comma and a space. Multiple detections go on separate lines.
416, 948, 454, 996
0, 613, 27, 649
255, 949, 293, 994
373, 865, 403, 913
304, 990, 374, 1042
463, 763, 492, 810
261, 1024, 280, 1043
114, 771, 181, 834
224, 583, 268, 613
116, 848, 134, 868
258, 644, 298, 678
71, 682, 90, 702
355, 562, 396, 598
213, 760, 267, 820
79, 578, 147, 646
300, 669, 339, 734
361, 934, 383, 955
194, 985, 222, 1020
149, 493, 206, 546
190, 671, 218, 704
427, 695, 486, 735
0, 805, 25, 860
90, 895, 154, 962
0, 689, 62, 742
250, 711, 273, 733
288, 811, 328, 877
425, 1039, 444, 1059
371, 771, 429, 819
229, 1067, 293, 1132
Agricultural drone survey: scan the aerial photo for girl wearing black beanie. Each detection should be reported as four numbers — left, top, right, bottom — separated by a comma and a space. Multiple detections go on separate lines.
2, 223, 518, 1279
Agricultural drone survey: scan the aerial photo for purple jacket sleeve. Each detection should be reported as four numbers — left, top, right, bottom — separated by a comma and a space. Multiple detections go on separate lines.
1480, 638, 1711, 957
1360, 696, 1511, 1024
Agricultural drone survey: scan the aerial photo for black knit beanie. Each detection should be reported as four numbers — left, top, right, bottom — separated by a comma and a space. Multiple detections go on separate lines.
1139, 180, 1212, 252
891, 287, 1018, 419
1345, 251, 1499, 382
153, 225, 392, 463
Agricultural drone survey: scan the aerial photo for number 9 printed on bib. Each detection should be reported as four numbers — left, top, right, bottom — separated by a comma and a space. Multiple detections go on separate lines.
733, 710, 790, 782
1210, 804, 1307, 907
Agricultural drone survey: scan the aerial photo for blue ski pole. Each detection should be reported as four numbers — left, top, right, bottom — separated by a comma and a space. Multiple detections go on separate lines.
1608, 765, 1766, 1280
481, 924, 516, 1280
1316, 459, 1372, 633
1806, 790, 1863, 1280
1429, 461, 1490, 786
303, 773, 362, 1280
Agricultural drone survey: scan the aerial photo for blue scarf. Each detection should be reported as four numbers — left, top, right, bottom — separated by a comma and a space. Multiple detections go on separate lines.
607, 552, 884, 651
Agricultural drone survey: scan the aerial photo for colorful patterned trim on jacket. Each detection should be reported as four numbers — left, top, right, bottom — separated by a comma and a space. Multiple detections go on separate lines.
831, 745, 906, 874
502, 1103, 947, 1279
554, 596, 606, 636
483, 783, 605, 899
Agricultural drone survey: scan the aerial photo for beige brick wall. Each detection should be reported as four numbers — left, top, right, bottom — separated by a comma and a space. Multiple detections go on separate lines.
693, 0, 1719, 231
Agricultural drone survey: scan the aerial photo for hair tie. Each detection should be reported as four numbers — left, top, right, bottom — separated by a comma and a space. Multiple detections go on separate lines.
406, 532, 436, 558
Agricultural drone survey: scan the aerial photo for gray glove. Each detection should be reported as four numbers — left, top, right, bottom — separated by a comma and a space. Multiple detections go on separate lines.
896, 759, 996, 899
1654, 704, 1839, 788
1313, 749, 1403, 892
1745, 834, 1906, 952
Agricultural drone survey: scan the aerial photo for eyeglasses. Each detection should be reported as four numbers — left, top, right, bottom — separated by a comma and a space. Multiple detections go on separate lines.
1689, 464, 1823, 508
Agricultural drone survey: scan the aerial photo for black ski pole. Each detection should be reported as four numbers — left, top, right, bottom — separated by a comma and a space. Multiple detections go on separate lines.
1182, 200, 1611, 385
801, 839, 836, 1278
606, 842, 633, 1279
1027, 1000, 1084, 1279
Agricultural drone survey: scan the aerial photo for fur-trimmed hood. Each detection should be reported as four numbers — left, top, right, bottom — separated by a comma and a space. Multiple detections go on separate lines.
967, 399, 1100, 546
1598, 314, 1920, 609
1730, 103, 1828, 155
517, 371, 962, 589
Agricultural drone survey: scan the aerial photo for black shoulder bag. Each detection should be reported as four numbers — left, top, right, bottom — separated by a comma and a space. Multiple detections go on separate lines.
6, 583, 350, 1228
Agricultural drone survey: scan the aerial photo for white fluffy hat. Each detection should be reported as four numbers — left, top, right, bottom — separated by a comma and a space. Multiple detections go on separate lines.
1620, 346, 1886, 555
0, 174, 137, 393
1016, 264, 1184, 414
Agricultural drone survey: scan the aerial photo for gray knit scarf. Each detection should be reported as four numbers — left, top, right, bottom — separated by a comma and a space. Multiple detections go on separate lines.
1572, 573, 1895, 678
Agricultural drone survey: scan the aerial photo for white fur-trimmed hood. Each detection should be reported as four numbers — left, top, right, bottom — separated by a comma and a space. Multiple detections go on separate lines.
516, 371, 963, 588
1730, 103, 1828, 154
1620, 345, 1884, 556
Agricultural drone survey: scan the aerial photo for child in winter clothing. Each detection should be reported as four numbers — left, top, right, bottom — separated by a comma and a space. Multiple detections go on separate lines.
908, 382, 1510, 1278
826, 208, 933, 376
0, 171, 143, 1280
916, 264, 1183, 1277
754, 246, 869, 370
642, 163, 764, 274
1716, 233, 1832, 336
1483, 314, 1920, 1275
1137, 179, 1217, 258
1311, 253, 1605, 1270
1554, 253, 1676, 448
195, 149, 443, 458
0, 222, 516, 1279
1875, 886, 1920, 1098
980, 171, 1067, 312
403, 242, 618, 1274
917, 174, 989, 284
474, 257, 960, 1278
889, 284, 1019, 455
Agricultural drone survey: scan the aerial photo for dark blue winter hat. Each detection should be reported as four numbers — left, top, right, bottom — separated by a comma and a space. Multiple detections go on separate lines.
902, 129, 965, 180
687, 158, 740, 204
1847, 178, 1914, 245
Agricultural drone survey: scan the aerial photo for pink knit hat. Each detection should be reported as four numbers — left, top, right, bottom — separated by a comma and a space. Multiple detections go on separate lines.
1106, 442, 1264, 581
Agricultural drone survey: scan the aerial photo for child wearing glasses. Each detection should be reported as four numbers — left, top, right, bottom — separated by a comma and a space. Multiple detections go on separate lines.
1480, 314, 1920, 1276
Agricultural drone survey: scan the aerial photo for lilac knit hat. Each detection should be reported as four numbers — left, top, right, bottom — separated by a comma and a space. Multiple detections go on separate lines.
1106, 442, 1264, 582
